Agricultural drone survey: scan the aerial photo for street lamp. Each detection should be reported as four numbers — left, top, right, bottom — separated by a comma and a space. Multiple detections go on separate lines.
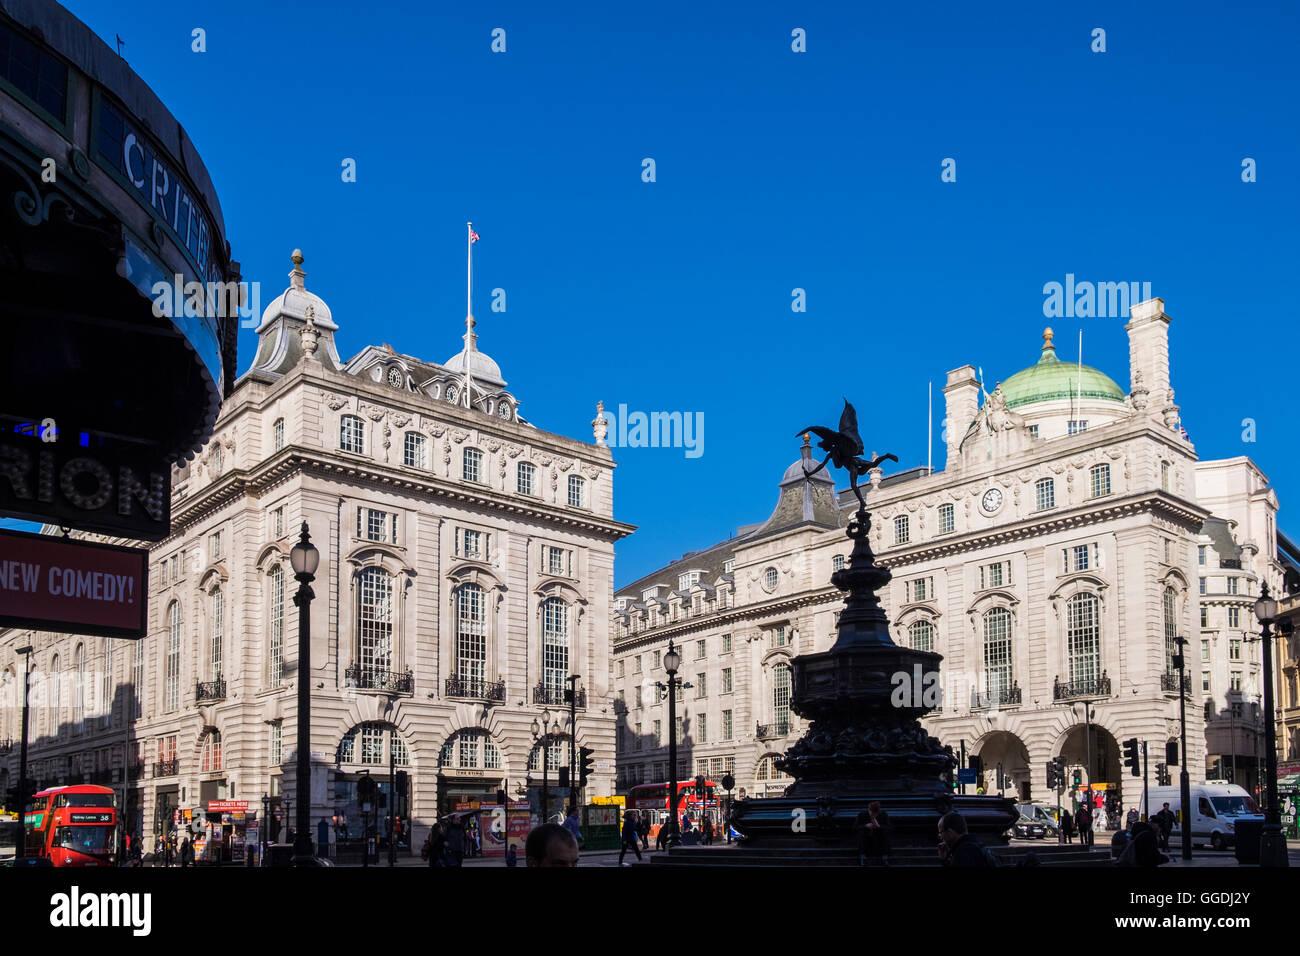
1172, 636, 1192, 862
531, 709, 560, 823
14, 644, 32, 861
661, 640, 682, 846
1253, 583, 1292, 868
289, 522, 319, 863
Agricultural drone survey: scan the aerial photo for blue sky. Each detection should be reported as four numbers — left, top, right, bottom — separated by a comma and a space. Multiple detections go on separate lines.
50, 0, 1300, 584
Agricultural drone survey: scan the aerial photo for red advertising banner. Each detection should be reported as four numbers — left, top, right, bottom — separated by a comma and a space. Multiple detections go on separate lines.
0, 528, 148, 638
207, 801, 249, 812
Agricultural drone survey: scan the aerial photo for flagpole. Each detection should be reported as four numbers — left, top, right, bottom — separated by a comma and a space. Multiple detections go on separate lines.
927, 381, 933, 474
464, 222, 474, 409
1077, 328, 1083, 426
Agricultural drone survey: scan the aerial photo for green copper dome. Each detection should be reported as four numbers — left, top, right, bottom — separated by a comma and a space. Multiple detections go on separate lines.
999, 328, 1126, 409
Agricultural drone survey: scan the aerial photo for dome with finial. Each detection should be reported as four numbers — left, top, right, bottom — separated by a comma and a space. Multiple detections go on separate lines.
247, 249, 343, 377
999, 327, 1126, 410
443, 313, 506, 386
781, 432, 834, 485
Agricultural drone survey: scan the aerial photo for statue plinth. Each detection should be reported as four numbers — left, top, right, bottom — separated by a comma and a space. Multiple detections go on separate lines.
733, 506, 1017, 849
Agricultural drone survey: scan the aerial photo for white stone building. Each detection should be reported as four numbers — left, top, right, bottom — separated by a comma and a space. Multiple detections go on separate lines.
610, 299, 1290, 816
0, 250, 632, 851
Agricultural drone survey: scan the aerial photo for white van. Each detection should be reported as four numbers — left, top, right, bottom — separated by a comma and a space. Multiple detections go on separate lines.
1139, 783, 1263, 850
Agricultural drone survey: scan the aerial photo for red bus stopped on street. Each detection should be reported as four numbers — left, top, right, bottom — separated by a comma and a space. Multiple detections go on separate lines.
24, 785, 117, 867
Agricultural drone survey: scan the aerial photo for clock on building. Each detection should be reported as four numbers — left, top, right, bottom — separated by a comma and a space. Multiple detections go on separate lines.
497, 401, 511, 419
387, 368, 403, 388
445, 384, 459, 404
981, 488, 1003, 514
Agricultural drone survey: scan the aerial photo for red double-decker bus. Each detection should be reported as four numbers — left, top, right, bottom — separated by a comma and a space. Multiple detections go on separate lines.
626, 780, 718, 838
24, 785, 117, 867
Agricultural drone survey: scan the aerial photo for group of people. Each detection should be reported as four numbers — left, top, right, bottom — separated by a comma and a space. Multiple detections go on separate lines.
1055, 803, 1097, 846
421, 815, 469, 867
147, 834, 196, 867
1106, 803, 1175, 866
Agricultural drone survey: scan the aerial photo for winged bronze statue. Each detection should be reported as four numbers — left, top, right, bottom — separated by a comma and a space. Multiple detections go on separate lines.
797, 400, 898, 512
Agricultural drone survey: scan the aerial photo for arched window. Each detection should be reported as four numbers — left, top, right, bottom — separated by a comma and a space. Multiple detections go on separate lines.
1067, 593, 1101, 685
356, 568, 393, 677
755, 755, 791, 782
440, 730, 501, 771
272, 417, 285, 452
166, 603, 181, 711
340, 414, 365, 453
340, 723, 409, 766
763, 567, 778, 592
50, 654, 61, 733
132, 640, 144, 719
772, 663, 791, 731
209, 587, 224, 680
909, 619, 935, 653
403, 432, 426, 469
73, 643, 86, 729
200, 730, 222, 772
456, 584, 487, 684
1163, 586, 1178, 675
517, 461, 536, 496
268, 566, 284, 686
528, 735, 569, 772
982, 607, 1013, 699
568, 475, 586, 508
542, 597, 569, 692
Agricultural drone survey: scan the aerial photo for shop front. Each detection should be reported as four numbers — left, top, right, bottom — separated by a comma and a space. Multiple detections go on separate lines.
189, 801, 251, 864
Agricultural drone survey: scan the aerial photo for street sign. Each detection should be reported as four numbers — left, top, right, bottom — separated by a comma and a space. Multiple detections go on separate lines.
958, 768, 977, 784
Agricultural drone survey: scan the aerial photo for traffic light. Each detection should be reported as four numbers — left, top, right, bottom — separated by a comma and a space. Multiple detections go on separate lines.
579, 747, 596, 788
395, 770, 409, 799
496, 789, 507, 806
1123, 737, 1141, 777
969, 754, 983, 776
996, 762, 1005, 790
1072, 769, 1082, 788
357, 774, 376, 799
1046, 757, 1064, 790
1156, 763, 1170, 787
695, 773, 706, 796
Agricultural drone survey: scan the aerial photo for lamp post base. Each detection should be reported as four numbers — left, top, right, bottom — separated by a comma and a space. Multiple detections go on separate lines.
1259, 825, 1290, 867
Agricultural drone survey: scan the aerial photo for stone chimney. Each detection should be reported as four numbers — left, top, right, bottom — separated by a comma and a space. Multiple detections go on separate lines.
1126, 298, 1171, 415
942, 365, 979, 470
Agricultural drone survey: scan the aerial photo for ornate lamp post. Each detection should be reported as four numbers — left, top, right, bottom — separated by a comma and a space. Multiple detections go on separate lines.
1253, 583, 1292, 867
658, 640, 684, 845
1172, 636, 1192, 861
289, 522, 320, 863
531, 710, 560, 823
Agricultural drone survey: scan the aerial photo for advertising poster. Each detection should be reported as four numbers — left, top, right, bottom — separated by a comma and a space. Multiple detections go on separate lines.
506, 808, 531, 853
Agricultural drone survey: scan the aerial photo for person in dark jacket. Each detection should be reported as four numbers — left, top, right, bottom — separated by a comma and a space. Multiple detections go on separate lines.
1060, 809, 1074, 843
179, 837, 194, 868
1075, 803, 1093, 848
446, 817, 466, 866
938, 812, 993, 867
638, 814, 650, 849
1116, 822, 1169, 867
426, 821, 447, 867
855, 801, 892, 866
618, 810, 643, 865
1153, 804, 1176, 852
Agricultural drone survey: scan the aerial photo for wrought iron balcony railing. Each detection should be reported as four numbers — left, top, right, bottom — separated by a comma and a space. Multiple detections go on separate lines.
1160, 671, 1181, 692
345, 663, 414, 694
1053, 674, 1112, 701
756, 720, 792, 739
153, 759, 179, 777
444, 675, 506, 701
532, 683, 586, 708
196, 679, 226, 702
970, 683, 1022, 709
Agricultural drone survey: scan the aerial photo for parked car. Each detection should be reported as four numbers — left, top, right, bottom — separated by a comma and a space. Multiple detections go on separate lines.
1007, 814, 1048, 840
1015, 803, 1060, 838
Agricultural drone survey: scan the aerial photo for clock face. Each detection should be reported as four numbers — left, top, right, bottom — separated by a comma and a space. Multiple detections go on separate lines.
497, 401, 511, 419
445, 385, 459, 403
981, 488, 1003, 514
387, 368, 403, 388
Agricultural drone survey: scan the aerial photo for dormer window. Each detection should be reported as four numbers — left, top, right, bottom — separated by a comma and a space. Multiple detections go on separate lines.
678, 570, 701, 591
387, 367, 404, 388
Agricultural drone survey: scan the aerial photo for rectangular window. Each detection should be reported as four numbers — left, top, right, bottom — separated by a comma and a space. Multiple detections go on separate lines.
1068, 420, 1089, 435
722, 667, 733, 693
1029, 424, 1039, 439
696, 673, 707, 697
633, 723, 642, 751
1199, 577, 1206, 595
938, 503, 955, 534
652, 650, 661, 670
1035, 478, 1055, 511
1201, 606, 1209, 628
635, 655, 643, 673
894, 515, 910, 545
678, 570, 700, 590
1198, 545, 1206, 566
567, 475, 585, 508
675, 716, 683, 745
722, 710, 733, 741
721, 633, 732, 654
461, 528, 483, 560
1228, 607, 1240, 629
404, 432, 426, 469
547, 546, 570, 576
1230, 671, 1242, 692
1202, 672, 1210, 693
272, 506, 284, 539
170, 554, 179, 579
635, 686, 643, 709
696, 639, 707, 659
270, 721, 282, 766
1163, 539, 1173, 564
980, 561, 1008, 589
158, 561, 167, 587
723, 559, 735, 574
618, 659, 625, 678
1229, 638, 1241, 660
273, 418, 285, 452
1201, 638, 1210, 661
516, 461, 536, 496
697, 714, 707, 744
1064, 545, 1091, 574
463, 447, 483, 483
1089, 464, 1110, 498
908, 577, 932, 603
1161, 461, 1171, 491
209, 530, 222, 561
340, 415, 364, 454
652, 720, 661, 745
1227, 577, 1239, 595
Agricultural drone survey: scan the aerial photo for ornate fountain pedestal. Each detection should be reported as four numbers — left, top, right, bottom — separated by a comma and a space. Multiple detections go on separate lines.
732, 507, 1018, 850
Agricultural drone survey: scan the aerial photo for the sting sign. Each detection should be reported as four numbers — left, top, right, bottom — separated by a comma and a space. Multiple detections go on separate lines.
0, 528, 148, 638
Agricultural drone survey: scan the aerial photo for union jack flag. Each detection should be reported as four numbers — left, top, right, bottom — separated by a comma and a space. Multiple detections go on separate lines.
469, 229, 480, 243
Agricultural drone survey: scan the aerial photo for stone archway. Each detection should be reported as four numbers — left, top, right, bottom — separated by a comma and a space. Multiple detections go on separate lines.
974, 731, 1031, 801
1058, 723, 1128, 823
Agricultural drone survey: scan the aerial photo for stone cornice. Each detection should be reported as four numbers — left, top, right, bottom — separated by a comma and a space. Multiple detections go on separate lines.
167, 447, 635, 543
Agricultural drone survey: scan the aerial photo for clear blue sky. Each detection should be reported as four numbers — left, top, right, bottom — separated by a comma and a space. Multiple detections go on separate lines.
52, 0, 1300, 584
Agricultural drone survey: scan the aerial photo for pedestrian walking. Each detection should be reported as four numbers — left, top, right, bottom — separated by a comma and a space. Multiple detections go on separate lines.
446, 816, 466, 866
1060, 808, 1074, 844
702, 816, 715, 846
426, 820, 447, 867
618, 810, 643, 865
179, 837, 194, 868
505, 843, 518, 867
638, 814, 650, 849
1154, 803, 1176, 852
1076, 803, 1093, 848
562, 808, 583, 848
